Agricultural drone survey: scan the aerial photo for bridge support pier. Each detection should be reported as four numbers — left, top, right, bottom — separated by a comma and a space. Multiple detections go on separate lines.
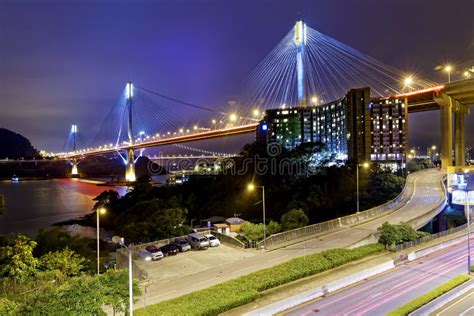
455, 111, 466, 166
125, 148, 136, 182
71, 158, 79, 176
440, 101, 453, 168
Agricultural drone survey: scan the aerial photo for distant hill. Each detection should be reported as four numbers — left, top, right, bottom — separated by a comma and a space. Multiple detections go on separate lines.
0, 128, 39, 159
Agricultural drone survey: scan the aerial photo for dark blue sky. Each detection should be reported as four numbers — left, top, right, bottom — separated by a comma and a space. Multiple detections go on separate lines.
1, 0, 473, 152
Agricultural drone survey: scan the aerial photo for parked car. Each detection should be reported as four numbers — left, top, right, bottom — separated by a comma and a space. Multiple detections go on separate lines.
160, 243, 180, 256
139, 250, 153, 262
186, 233, 210, 250
174, 237, 191, 252
145, 245, 164, 261
204, 234, 220, 247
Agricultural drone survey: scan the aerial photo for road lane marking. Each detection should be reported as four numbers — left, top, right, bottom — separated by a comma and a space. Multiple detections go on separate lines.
324, 238, 341, 245
192, 276, 220, 287
148, 289, 177, 299
436, 291, 474, 316
232, 264, 258, 274
460, 306, 474, 316
269, 255, 288, 263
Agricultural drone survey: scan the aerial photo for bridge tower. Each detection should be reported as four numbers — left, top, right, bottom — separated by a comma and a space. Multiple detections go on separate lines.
70, 124, 79, 176
294, 17, 307, 107
125, 81, 136, 182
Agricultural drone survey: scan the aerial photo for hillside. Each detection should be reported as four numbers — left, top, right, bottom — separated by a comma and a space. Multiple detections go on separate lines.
0, 128, 39, 159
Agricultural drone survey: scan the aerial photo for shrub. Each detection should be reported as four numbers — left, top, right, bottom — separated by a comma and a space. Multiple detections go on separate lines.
136, 243, 384, 316
281, 208, 309, 231
388, 275, 471, 316
378, 222, 429, 248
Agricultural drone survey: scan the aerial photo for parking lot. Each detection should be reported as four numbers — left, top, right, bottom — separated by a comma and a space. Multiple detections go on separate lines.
136, 244, 258, 283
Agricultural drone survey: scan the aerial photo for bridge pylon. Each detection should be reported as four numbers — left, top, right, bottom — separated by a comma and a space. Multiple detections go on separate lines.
70, 124, 80, 177
124, 81, 137, 182
125, 148, 136, 182
294, 17, 306, 107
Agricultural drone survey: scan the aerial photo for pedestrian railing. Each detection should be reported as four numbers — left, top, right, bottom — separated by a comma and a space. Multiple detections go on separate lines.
395, 223, 467, 252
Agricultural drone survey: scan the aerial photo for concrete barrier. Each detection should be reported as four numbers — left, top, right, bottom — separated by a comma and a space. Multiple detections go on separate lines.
257, 173, 416, 250
244, 260, 395, 316
406, 233, 469, 262
410, 279, 474, 316
211, 231, 246, 249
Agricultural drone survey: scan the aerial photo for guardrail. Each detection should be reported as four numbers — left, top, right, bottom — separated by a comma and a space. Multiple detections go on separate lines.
395, 223, 467, 252
256, 172, 416, 250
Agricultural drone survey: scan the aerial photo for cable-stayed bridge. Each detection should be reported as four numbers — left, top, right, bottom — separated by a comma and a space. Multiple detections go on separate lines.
57, 18, 474, 181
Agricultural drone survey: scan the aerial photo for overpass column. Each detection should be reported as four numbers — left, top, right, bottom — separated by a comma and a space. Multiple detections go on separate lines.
455, 111, 466, 166
125, 148, 136, 182
440, 101, 453, 168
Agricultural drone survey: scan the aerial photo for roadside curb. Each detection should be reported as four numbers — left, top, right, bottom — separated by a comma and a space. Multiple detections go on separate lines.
410, 278, 474, 316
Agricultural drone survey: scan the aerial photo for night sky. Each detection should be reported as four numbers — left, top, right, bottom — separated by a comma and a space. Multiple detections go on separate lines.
1, 0, 473, 153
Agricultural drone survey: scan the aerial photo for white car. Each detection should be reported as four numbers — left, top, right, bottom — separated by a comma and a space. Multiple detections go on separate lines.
145, 245, 164, 261
205, 234, 220, 247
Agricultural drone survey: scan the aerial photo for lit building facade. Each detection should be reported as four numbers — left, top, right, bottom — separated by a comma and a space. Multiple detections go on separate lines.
369, 99, 406, 162
257, 87, 406, 164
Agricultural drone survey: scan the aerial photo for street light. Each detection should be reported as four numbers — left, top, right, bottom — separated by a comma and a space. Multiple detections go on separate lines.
253, 109, 260, 117
464, 70, 471, 79
247, 183, 266, 249
356, 162, 370, 213
311, 96, 318, 105
114, 237, 134, 316
465, 175, 474, 275
404, 76, 413, 91
96, 207, 106, 275
445, 65, 453, 83
229, 113, 238, 122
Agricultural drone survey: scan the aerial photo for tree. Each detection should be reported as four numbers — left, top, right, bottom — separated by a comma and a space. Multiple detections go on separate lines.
377, 222, 401, 248
117, 200, 189, 242
93, 190, 120, 210
34, 227, 94, 269
377, 222, 429, 249
39, 248, 86, 277
0, 234, 38, 283
266, 220, 281, 236
16, 270, 140, 315
240, 222, 264, 241
281, 209, 309, 231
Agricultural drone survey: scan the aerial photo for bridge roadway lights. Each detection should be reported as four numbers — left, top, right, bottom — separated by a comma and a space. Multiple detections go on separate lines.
125, 148, 136, 182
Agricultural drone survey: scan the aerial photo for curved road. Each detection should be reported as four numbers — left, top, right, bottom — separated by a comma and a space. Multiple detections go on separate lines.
283, 237, 472, 316
138, 169, 446, 307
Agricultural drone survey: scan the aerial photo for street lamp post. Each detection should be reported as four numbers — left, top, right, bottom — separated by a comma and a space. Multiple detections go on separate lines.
96, 207, 106, 275
466, 190, 471, 275
114, 237, 134, 316
465, 174, 474, 275
248, 183, 266, 249
356, 162, 370, 213
445, 65, 452, 83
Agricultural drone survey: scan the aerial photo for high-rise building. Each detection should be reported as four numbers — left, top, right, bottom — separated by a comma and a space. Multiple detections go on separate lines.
257, 87, 406, 164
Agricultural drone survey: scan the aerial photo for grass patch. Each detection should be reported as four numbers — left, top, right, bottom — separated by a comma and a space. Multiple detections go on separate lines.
387, 274, 471, 316
136, 243, 384, 316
